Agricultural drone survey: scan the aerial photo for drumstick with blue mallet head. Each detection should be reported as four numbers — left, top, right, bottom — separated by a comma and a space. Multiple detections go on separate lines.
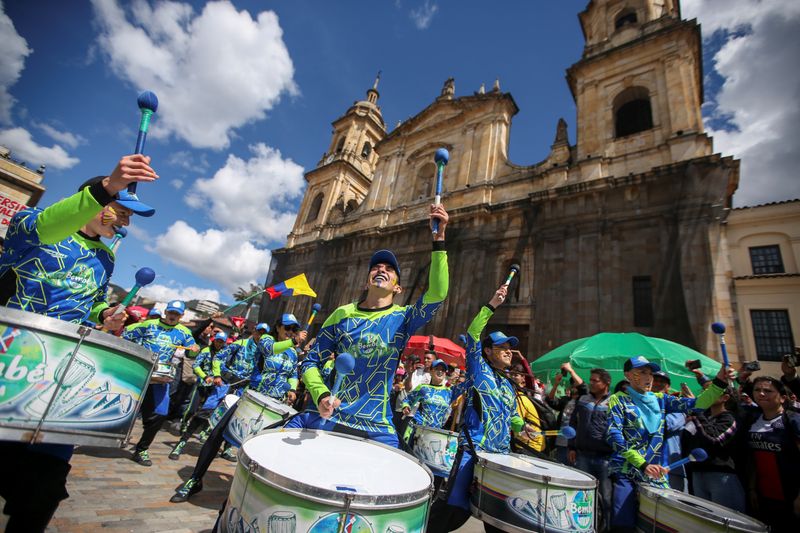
666, 448, 708, 472
303, 303, 322, 331
116, 91, 158, 216
101, 267, 156, 331
503, 263, 521, 288
109, 226, 127, 252
321, 352, 356, 418
711, 322, 730, 367
524, 426, 576, 439
432, 148, 449, 235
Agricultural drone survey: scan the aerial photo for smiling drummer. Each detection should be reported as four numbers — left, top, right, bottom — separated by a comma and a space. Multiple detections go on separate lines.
285, 204, 449, 449
123, 300, 197, 467
401, 359, 462, 440
0, 155, 158, 532
428, 282, 538, 533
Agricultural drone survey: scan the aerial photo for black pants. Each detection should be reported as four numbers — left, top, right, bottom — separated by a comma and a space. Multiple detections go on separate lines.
169, 380, 196, 420
187, 401, 239, 482
427, 499, 472, 533
0, 443, 72, 533
135, 386, 168, 452
179, 412, 210, 442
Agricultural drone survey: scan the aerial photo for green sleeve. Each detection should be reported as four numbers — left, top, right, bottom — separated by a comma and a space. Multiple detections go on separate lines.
510, 415, 525, 433
36, 187, 107, 245
212, 358, 221, 376
90, 302, 110, 325
288, 377, 298, 391
195, 366, 207, 379
273, 339, 294, 354
694, 381, 724, 409
467, 306, 493, 341
422, 250, 449, 304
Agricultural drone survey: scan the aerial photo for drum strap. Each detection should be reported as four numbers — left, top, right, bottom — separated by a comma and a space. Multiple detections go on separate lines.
438, 414, 478, 501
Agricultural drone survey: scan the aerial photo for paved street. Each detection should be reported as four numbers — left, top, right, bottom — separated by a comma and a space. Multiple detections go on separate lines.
1, 424, 484, 532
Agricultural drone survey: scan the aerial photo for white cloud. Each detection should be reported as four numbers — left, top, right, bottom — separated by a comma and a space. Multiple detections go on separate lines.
34, 122, 86, 149
0, 127, 79, 169
90, 0, 297, 149
410, 1, 438, 30
124, 223, 151, 241
150, 220, 271, 293
682, 0, 800, 206
139, 282, 221, 304
185, 143, 304, 243
170, 178, 184, 189
0, 1, 31, 124
167, 149, 208, 173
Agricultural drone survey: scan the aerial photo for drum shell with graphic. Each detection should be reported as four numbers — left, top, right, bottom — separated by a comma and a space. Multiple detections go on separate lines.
411, 425, 459, 477
0, 307, 155, 447
221, 429, 433, 533
149, 362, 177, 384
636, 484, 768, 533
209, 394, 239, 430
471, 452, 597, 533
224, 389, 297, 446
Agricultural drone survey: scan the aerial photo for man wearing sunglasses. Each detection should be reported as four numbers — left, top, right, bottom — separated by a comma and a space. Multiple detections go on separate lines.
250, 313, 308, 404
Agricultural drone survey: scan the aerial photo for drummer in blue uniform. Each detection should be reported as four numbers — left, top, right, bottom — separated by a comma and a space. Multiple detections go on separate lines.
427, 283, 538, 533
124, 300, 197, 466
401, 358, 460, 441
0, 154, 158, 532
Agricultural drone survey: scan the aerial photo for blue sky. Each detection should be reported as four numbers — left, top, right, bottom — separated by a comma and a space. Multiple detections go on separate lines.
1, 0, 797, 304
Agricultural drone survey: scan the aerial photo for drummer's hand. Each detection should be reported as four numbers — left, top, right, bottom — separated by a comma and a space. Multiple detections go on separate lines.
187, 344, 200, 353
213, 376, 223, 386
104, 154, 158, 195
715, 366, 735, 384
430, 204, 448, 241
204, 376, 213, 385
294, 330, 308, 346
643, 464, 668, 480
489, 285, 508, 308
567, 450, 577, 465
318, 395, 341, 419
286, 391, 296, 405
102, 305, 127, 331
402, 406, 411, 416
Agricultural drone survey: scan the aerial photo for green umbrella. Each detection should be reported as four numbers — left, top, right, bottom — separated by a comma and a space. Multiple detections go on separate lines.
530, 332, 722, 395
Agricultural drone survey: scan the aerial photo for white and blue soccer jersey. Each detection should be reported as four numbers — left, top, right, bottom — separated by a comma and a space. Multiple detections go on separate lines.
301, 249, 448, 435
250, 337, 298, 400
461, 306, 524, 453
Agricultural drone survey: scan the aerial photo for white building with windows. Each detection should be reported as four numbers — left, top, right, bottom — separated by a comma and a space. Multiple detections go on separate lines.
726, 199, 800, 373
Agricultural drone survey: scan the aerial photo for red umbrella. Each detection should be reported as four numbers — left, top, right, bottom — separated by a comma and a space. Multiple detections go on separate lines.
404, 335, 466, 369
126, 305, 150, 322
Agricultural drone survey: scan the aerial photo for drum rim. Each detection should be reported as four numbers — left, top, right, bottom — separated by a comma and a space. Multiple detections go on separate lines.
240, 428, 434, 509
414, 425, 459, 437
638, 484, 768, 531
469, 503, 591, 533
242, 389, 297, 416
475, 451, 598, 490
0, 307, 154, 364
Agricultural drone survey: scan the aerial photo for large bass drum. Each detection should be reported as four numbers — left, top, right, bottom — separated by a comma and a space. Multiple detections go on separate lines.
221, 429, 434, 533
0, 307, 155, 447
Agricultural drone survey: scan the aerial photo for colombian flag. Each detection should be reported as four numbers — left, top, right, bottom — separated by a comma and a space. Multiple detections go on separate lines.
265, 273, 317, 300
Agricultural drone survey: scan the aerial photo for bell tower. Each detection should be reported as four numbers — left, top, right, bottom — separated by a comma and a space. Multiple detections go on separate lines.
567, 0, 711, 165
288, 75, 387, 247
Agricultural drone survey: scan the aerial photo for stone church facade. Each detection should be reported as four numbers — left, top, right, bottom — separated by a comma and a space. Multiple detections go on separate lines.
259, 0, 742, 361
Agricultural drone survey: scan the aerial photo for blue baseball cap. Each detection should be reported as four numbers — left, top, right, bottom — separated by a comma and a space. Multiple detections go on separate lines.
488, 331, 519, 347
147, 308, 161, 317
369, 249, 401, 279
255, 322, 270, 333
624, 356, 661, 373
431, 359, 448, 371
165, 300, 185, 313
213, 332, 228, 342
281, 313, 300, 327
116, 189, 156, 217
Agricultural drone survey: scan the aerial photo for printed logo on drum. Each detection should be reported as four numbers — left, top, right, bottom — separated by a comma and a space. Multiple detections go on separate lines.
0, 325, 46, 404
571, 490, 593, 530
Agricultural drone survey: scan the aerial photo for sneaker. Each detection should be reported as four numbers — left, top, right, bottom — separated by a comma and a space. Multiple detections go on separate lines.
169, 440, 186, 460
170, 478, 203, 503
220, 447, 237, 462
132, 449, 152, 467
197, 429, 209, 444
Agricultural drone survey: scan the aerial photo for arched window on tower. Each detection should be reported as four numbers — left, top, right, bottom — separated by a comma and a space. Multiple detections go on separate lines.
615, 9, 638, 30
335, 137, 345, 154
306, 193, 324, 223
361, 142, 372, 158
346, 199, 359, 213
414, 162, 436, 201
614, 86, 653, 138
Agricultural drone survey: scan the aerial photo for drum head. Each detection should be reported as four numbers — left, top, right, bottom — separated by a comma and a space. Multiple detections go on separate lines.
477, 452, 597, 489
639, 485, 768, 531
241, 429, 432, 508
223, 394, 239, 409
244, 389, 295, 416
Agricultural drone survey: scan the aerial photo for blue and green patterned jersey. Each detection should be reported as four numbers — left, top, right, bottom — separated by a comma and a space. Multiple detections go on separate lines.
0, 183, 116, 324
301, 249, 448, 435
218, 337, 261, 382
605, 383, 724, 483
461, 306, 524, 453
250, 337, 297, 400
122, 318, 196, 364
194, 345, 223, 380
402, 383, 456, 428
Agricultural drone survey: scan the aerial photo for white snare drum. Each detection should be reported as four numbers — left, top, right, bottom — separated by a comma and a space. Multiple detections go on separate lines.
472, 452, 597, 533
0, 307, 154, 448
149, 362, 176, 384
637, 484, 768, 532
411, 425, 459, 477
221, 429, 433, 533
225, 389, 296, 446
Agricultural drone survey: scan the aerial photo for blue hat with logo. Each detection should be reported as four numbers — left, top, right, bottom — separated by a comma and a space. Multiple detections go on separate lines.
624, 355, 661, 373
147, 308, 161, 318
431, 359, 448, 371
78, 177, 155, 217
488, 331, 519, 347
281, 313, 300, 327
255, 322, 270, 333
165, 300, 185, 313
213, 331, 228, 342
369, 249, 401, 279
